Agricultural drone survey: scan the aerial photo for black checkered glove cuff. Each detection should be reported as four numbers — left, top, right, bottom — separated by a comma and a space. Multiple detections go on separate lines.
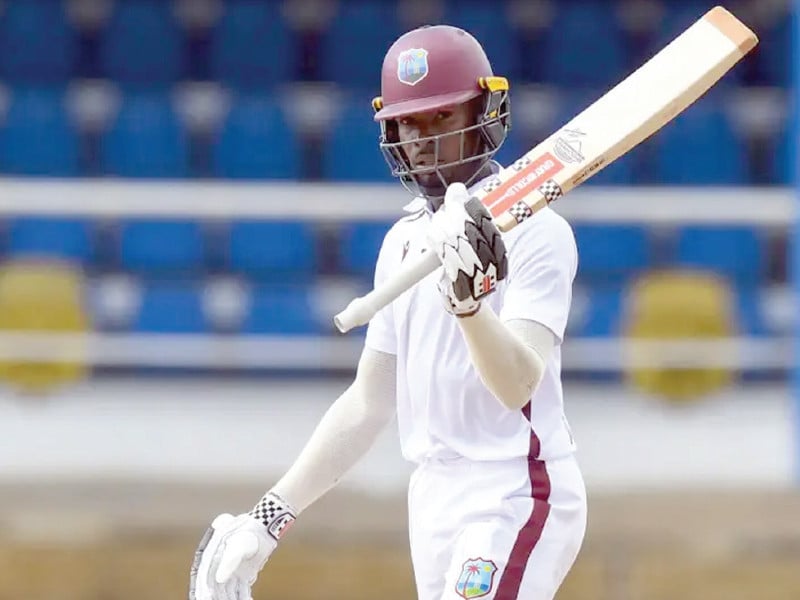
249, 492, 297, 542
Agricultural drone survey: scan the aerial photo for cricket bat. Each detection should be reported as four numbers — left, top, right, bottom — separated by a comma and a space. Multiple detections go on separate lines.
333, 5, 758, 333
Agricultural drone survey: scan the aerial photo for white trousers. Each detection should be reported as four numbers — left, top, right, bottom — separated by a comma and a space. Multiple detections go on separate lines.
407, 454, 587, 600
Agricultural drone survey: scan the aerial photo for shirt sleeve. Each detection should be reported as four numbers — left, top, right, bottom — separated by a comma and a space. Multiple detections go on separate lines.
499, 214, 578, 342
364, 228, 398, 355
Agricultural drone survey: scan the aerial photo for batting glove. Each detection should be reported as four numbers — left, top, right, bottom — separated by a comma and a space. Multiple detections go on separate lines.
426, 182, 508, 317
189, 493, 296, 600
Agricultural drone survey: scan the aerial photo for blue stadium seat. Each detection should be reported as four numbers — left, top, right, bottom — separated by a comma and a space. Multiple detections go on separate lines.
756, 14, 790, 87
242, 283, 322, 334
321, 101, 391, 181
133, 281, 207, 332
228, 221, 317, 280
0, 0, 76, 83
442, 2, 518, 77
654, 99, 747, 184
773, 125, 793, 185
339, 221, 393, 279
318, 2, 402, 88
573, 224, 652, 284
212, 93, 301, 179
7, 218, 93, 262
120, 220, 205, 274
100, 1, 184, 86
210, 1, 293, 89
552, 88, 602, 128
653, 3, 712, 46
674, 226, 765, 285
736, 288, 768, 336
540, 2, 625, 87
568, 284, 625, 337
493, 126, 527, 169
0, 87, 80, 176
101, 91, 189, 178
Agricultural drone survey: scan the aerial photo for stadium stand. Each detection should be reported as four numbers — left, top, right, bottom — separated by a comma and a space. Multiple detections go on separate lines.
0, 0, 790, 374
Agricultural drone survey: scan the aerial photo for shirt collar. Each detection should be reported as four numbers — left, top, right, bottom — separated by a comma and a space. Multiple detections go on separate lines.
401, 161, 502, 214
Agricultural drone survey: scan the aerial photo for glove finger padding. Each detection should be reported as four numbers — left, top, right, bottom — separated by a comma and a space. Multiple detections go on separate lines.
463, 197, 508, 282
452, 197, 508, 302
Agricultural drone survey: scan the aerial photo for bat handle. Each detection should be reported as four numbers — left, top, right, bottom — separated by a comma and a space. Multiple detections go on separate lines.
334, 250, 440, 333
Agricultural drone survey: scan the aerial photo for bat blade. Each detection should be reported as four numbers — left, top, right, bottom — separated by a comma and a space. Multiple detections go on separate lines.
472, 5, 757, 232
333, 5, 758, 334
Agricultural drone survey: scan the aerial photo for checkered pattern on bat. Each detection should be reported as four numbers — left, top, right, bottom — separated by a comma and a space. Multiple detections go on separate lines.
538, 179, 563, 203
508, 201, 534, 223
482, 177, 502, 193
511, 156, 533, 171
250, 493, 297, 541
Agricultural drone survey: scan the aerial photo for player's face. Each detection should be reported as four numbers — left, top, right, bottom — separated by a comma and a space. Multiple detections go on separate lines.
396, 102, 481, 188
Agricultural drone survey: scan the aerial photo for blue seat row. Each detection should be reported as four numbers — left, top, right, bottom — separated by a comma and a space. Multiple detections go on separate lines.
100, 280, 777, 338
128, 281, 324, 335
0, 218, 776, 287
100, 276, 774, 337
567, 282, 768, 338
0, 0, 787, 87
0, 87, 788, 183
0, 218, 388, 279
573, 224, 767, 285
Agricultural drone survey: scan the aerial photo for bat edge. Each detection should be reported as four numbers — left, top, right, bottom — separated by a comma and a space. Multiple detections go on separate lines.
704, 5, 759, 54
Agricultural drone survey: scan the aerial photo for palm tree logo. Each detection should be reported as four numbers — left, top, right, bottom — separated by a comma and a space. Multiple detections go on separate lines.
397, 48, 429, 86
455, 558, 497, 599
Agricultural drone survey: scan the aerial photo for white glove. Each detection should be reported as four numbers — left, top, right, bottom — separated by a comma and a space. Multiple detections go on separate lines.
189, 493, 296, 600
426, 182, 508, 317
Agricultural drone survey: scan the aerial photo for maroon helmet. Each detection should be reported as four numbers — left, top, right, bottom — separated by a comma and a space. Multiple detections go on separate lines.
372, 25, 511, 201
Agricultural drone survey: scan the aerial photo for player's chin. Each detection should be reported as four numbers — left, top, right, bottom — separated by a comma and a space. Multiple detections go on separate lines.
416, 173, 447, 199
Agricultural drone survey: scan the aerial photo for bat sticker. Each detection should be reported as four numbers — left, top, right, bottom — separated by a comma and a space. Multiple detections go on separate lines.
553, 128, 586, 164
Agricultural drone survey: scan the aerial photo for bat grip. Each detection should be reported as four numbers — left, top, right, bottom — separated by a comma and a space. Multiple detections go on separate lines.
334, 250, 440, 333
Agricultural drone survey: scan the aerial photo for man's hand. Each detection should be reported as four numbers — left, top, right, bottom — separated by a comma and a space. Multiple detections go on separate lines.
426, 182, 508, 317
189, 493, 296, 600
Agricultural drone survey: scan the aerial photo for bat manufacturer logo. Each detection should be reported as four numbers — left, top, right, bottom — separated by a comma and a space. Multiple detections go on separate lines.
397, 48, 429, 86
553, 128, 586, 164
483, 153, 564, 217
473, 264, 498, 298
267, 513, 296, 540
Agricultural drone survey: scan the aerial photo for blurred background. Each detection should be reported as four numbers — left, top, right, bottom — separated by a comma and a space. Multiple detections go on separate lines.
0, 0, 797, 598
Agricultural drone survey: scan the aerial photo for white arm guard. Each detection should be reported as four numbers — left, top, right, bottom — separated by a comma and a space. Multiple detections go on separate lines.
457, 305, 554, 411
268, 347, 397, 513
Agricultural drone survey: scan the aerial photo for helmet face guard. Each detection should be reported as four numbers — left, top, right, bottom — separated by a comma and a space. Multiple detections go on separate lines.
375, 81, 511, 201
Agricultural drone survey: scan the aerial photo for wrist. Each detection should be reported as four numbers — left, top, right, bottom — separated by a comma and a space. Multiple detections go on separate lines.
454, 301, 482, 319
249, 491, 297, 542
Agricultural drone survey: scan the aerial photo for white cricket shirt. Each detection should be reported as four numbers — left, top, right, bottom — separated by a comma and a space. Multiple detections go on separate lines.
365, 179, 579, 464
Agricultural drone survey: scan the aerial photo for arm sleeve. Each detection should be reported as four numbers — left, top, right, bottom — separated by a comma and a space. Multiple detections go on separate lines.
364, 229, 398, 355
457, 309, 556, 411
499, 216, 578, 342
270, 348, 396, 514
507, 318, 557, 359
